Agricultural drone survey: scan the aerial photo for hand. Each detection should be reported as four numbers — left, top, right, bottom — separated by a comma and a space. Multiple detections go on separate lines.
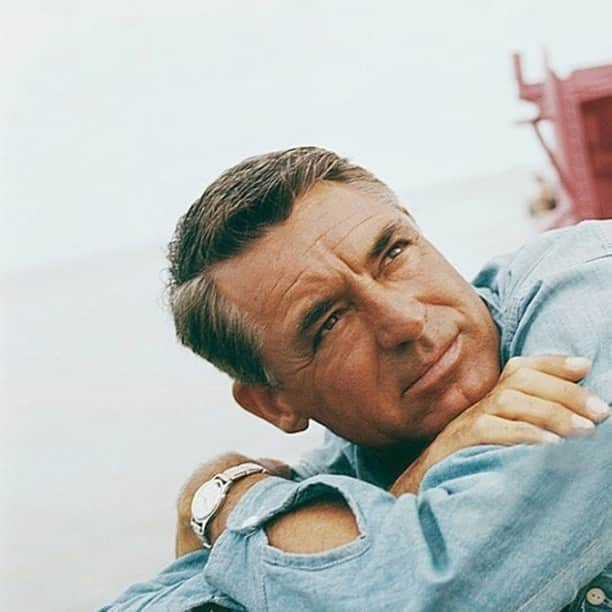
175, 453, 290, 557
390, 354, 609, 495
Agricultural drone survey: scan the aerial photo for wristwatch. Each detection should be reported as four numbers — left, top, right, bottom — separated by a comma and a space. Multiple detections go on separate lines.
190, 461, 268, 548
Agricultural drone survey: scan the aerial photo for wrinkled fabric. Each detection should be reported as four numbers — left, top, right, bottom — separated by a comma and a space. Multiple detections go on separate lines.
102, 221, 612, 611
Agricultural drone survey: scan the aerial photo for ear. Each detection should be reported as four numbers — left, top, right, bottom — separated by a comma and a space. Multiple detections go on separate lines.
232, 381, 309, 433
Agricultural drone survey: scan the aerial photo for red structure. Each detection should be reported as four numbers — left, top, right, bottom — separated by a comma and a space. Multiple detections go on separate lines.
514, 53, 612, 227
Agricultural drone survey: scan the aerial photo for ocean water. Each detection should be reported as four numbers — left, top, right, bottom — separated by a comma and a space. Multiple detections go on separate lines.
1, 168, 538, 610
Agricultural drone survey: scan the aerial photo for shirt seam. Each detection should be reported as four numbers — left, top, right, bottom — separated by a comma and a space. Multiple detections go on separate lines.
504, 242, 554, 356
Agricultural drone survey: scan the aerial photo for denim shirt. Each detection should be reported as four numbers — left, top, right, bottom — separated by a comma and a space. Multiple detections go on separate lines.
102, 221, 612, 612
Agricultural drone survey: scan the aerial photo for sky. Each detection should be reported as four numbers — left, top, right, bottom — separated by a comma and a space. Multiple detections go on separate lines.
2, 1, 612, 274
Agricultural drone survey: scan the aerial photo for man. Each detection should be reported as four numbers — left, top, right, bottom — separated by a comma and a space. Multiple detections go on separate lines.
103, 148, 612, 611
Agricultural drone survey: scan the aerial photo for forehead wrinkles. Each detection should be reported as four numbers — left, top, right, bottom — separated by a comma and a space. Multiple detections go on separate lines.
266, 182, 400, 299
276, 208, 390, 313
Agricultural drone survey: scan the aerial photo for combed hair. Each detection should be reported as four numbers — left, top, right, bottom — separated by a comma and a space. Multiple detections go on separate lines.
167, 146, 397, 385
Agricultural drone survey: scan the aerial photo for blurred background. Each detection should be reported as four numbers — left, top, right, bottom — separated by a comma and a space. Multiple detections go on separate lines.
2, 1, 611, 609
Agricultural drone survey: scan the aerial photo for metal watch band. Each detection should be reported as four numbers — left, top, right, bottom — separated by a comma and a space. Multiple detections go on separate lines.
190, 461, 268, 548
217, 461, 269, 484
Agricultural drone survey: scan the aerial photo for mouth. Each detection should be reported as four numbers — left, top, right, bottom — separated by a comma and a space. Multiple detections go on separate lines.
403, 335, 461, 396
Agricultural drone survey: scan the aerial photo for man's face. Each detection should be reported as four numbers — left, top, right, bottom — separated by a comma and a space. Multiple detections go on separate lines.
214, 182, 500, 447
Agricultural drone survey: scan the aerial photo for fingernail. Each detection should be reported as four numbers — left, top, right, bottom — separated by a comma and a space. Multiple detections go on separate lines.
570, 414, 595, 433
543, 432, 561, 444
586, 396, 610, 421
565, 356, 591, 371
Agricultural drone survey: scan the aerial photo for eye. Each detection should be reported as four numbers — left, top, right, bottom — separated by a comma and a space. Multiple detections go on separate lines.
383, 240, 410, 266
313, 312, 341, 350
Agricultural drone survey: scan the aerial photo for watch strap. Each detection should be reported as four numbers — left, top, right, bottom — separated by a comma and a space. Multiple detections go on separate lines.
217, 461, 269, 484
190, 461, 268, 548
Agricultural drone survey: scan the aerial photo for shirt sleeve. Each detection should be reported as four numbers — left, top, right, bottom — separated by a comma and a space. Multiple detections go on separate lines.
102, 222, 612, 611
98, 549, 243, 612
474, 220, 612, 375
205, 420, 612, 612
203, 222, 612, 611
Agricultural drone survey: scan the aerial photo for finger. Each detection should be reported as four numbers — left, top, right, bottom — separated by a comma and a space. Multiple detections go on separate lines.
503, 366, 610, 422
473, 415, 561, 446
491, 389, 596, 437
501, 354, 591, 383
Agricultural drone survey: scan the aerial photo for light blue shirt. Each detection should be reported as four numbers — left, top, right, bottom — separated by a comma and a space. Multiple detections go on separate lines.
102, 220, 612, 611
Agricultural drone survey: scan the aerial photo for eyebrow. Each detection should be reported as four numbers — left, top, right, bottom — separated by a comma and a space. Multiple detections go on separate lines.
366, 221, 403, 263
294, 220, 405, 346
297, 296, 336, 344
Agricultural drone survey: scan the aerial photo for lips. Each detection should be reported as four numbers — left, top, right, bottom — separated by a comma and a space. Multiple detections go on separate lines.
403, 335, 460, 396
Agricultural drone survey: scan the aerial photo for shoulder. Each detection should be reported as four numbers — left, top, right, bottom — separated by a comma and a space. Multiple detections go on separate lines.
473, 220, 612, 364
505, 220, 612, 316
474, 221, 612, 305
505, 220, 611, 285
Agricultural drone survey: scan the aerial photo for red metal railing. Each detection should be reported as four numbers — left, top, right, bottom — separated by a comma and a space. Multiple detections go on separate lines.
514, 53, 612, 228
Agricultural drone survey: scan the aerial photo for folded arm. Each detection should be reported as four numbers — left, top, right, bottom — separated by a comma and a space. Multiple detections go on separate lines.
204, 422, 611, 612
199, 354, 607, 555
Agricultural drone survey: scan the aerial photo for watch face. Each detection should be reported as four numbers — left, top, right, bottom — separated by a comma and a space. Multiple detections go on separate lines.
191, 479, 225, 521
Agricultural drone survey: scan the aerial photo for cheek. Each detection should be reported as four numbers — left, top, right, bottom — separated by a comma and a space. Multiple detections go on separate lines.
424, 253, 473, 306
462, 297, 501, 390
315, 332, 381, 407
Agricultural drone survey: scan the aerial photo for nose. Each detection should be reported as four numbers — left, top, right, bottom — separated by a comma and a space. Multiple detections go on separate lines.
361, 285, 426, 351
